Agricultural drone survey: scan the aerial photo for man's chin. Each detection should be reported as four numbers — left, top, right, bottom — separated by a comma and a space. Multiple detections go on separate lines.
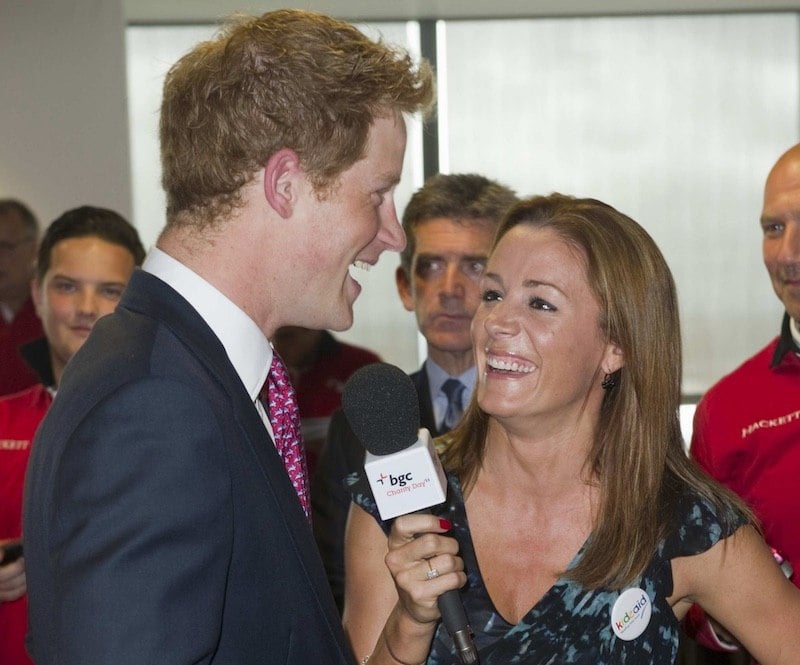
424, 332, 472, 354
323, 301, 355, 333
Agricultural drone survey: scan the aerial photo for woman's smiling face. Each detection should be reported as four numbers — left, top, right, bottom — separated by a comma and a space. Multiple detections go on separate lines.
471, 224, 621, 428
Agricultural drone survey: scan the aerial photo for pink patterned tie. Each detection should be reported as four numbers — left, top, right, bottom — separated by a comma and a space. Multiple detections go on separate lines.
261, 353, 311, 522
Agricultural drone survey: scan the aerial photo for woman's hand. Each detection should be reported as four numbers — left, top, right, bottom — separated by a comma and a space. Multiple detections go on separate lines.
344, 507, 468, 665
385, 513, 467, 626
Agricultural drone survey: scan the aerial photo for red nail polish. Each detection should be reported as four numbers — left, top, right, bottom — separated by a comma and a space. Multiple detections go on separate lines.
439, 518, 452, 531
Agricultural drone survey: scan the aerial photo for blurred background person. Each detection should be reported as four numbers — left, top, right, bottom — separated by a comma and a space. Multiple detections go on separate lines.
686, 143, 800, 661
344, 194, 800, 665
0, 205, 144, 665
313, 172, 517, 611
0, 200, 42, 396
273, 326, 382, 478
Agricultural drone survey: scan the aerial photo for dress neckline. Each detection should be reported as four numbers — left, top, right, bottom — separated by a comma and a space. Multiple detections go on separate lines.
446, 472, 589, 628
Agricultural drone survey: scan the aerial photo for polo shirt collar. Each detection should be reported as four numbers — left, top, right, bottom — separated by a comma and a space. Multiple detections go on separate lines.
770, 312, 800, 368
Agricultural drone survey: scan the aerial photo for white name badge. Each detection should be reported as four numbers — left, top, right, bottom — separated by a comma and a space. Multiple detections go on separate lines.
611, 587, 652, 641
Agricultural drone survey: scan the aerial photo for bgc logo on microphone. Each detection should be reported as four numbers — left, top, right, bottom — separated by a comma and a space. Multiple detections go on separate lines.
376, 472, 413, 487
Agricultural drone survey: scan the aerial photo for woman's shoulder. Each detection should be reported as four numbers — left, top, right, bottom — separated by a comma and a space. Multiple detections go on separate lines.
660, 482, 748, 559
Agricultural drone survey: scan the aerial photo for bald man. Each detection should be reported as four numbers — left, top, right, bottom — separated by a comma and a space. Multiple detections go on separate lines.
686, 144, 800, 655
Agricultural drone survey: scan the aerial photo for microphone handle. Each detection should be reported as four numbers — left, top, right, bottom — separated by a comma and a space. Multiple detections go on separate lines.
437, 589, 479, 664
411, 508, 478, 664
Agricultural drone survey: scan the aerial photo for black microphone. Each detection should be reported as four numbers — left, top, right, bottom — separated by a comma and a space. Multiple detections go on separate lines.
342, 363, 479, 665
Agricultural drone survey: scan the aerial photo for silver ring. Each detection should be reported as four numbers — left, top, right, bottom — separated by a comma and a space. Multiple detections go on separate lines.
425, 567, 440, 580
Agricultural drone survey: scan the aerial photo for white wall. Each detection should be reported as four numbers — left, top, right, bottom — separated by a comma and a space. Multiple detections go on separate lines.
0, 0, 131, 228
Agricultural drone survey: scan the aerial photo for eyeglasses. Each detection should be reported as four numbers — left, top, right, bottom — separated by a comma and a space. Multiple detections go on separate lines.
0, 237, 34, 258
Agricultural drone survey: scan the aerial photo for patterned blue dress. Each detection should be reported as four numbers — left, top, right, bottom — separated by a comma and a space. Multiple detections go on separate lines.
348, 471, 747, 665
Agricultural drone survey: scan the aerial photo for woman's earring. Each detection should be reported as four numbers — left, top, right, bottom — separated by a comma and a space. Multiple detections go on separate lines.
601, 371, 618, 390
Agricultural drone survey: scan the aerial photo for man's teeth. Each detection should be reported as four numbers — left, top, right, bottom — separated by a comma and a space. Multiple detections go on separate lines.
352, 260, 371, 272
487, 357, 533, 373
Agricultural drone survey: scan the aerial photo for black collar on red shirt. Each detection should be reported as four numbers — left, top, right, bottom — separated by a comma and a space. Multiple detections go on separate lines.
770, 313, 800, 368
19, 336, 55, 388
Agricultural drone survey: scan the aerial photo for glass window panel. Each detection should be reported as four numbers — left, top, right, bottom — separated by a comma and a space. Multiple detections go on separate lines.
440, 13, 799, 395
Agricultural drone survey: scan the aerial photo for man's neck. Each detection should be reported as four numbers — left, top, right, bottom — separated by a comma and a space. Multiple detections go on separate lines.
790, 316, 800, 348
427, 348, 475, 377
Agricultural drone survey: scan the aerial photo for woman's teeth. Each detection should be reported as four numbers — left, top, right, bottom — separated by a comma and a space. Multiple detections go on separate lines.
487, 357, 533, 373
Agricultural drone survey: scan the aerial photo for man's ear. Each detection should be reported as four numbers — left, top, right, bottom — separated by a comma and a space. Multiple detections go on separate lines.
30, 278, 43, 316
395, 265, 415, 312
263, 148, 302, 219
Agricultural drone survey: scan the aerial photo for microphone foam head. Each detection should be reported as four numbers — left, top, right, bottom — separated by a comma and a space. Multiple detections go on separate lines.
341, 362, 420, 456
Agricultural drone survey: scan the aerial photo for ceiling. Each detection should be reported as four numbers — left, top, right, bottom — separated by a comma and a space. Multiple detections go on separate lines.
123, 0, 800, 24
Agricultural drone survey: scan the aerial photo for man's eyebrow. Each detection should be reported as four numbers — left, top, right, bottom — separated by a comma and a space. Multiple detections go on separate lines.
761, 211, 800, 225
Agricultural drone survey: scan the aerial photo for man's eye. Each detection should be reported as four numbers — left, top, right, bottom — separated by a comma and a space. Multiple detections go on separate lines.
415, 259, 445, 279
462, 260, 486, 278
372, 186, 394, 207
52, 281, 76, 293
101, 287, 124, 299
762, 223, 785, 237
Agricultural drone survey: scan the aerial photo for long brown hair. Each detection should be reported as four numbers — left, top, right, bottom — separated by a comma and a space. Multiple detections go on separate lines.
441, 193, 753, 589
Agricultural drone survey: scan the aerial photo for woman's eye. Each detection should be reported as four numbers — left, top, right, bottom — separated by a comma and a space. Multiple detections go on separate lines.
481, 289, 502, 302
530, 297, 556, 311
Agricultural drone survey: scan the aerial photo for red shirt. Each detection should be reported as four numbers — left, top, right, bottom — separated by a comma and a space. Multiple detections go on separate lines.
292, 333, 381, 478
0, 300, 43, 397
691, 319, 800, 587
0, 384, 52, 665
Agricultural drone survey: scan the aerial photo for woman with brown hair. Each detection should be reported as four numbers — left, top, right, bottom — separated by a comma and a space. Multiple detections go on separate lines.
344, 194, 800, 664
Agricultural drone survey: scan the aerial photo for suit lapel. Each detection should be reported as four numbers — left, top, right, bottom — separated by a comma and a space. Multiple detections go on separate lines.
120, 271, 327, 577
410, 362, 442, 436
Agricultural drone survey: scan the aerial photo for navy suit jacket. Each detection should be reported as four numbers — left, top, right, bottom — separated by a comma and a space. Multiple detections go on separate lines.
23, 270, 353, 664
408, 364, 445, 438
312, 362, 445, 611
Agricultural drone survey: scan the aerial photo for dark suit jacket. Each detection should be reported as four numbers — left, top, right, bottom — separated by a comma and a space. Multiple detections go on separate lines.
23, 270, 353, 665
312, 363, 444, 612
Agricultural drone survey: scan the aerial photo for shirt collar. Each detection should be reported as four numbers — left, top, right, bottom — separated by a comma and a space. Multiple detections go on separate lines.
0, 301, 13, 324
143, 247, 271, 401
770, 312, 800, 368
425, 357, 477, 400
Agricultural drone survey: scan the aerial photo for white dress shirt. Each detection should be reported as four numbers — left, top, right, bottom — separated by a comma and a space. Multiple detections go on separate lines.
143, 247, 275, 436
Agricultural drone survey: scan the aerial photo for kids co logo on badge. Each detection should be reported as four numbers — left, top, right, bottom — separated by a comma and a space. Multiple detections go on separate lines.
610, 587, 652, 641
